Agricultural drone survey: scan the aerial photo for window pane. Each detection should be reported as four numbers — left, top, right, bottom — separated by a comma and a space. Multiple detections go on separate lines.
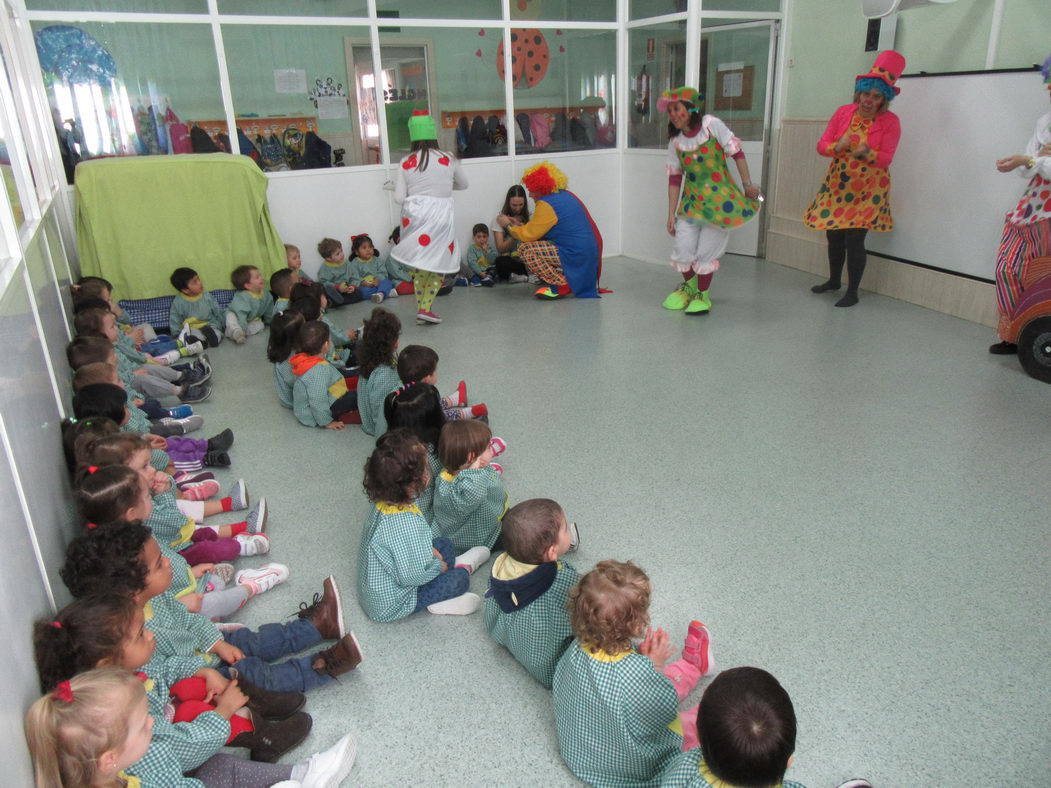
223, 25, 369, 170
701, 0, 780, 11
628, 23, 684, 149
31, 22, 224, 179
699, 22, 772, 141
218, 0, 366, 17
512, 0, 616, 23
0, 130, 25, 229
375, 27, 507, 160
630, 0, 685, 21
511, 28, 616, 153
375, 0, 501, 21
27, 0, 206, 11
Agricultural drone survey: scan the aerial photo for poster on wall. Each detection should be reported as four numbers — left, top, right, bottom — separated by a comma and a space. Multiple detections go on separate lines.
274, 69, 307, 94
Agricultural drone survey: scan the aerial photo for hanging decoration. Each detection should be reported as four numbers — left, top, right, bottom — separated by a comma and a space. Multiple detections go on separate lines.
35, 26, 116, 84
497, 28, 550, 88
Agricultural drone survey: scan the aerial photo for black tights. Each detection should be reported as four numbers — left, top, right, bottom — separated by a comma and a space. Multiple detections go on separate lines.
825, 228, 868, 294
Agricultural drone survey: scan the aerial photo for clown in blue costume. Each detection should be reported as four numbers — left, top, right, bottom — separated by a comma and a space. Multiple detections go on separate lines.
496, 161, 603, 299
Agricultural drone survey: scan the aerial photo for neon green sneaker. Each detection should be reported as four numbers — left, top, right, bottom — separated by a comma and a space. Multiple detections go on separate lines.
662, 278, 696, 311
684, 289, 712, 315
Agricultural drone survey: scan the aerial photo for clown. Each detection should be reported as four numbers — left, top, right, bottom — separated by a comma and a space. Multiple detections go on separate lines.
661, 86, 763, 315
496, 161, 603, 299
392, 110, 468, 325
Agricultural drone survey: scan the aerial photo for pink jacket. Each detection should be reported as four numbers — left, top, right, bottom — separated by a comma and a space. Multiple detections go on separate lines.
817, 103, 901, 170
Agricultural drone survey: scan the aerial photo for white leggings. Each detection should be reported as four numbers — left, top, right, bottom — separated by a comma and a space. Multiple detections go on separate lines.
670, 218, 730, 275
225, 313, 265, 338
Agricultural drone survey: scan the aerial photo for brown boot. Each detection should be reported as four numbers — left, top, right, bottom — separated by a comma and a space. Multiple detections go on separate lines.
229, 710, 313, 763
311, 633, 363, 678
296, 575, 345, 640
228, 670, 306, 721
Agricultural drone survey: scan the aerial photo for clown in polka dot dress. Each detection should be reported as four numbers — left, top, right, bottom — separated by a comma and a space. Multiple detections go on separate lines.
659, 86, 762, 316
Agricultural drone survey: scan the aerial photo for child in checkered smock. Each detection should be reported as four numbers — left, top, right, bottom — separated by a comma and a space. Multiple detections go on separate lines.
383, 382, 447, 523
552, 560, 714, 788
484, 498, 580, 688
357, 429, 491, 621
357, 307, 403, 437
290, 321, 359, 430
434, 419, 508, 552
658, 667, 807, 788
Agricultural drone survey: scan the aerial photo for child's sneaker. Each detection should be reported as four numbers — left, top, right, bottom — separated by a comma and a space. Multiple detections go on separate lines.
427, 592, 481, 615
235, 562, 289, 595
682, 620, 713, 675
181, 479, 220, 501
167, 405, 194, 419
295, 732, 358, 788
453, 546, 491, 574
311, 632, 363, 676
835, 781, 872, 788
230, 326, 247, 344
180, 384, 211, 404
470, 276, 482, 287
509, 273, 530, 284
174, 469, 214, 486
386, 288, 398, 298
488, 436, 506, 458
158, 415, 204, 434
204, 450, 230, 467
180, 340, 205, 357
447, 380, 467, 408
416, 310, 442, 324
177, 324, 193, 346
157, 350, 182, 365
480, 276, 494, 287
454, 276, 469, 287
567, 521, 580, 552
211, 563, 236, 583
227, 478, 249, 511
490, 462, 502, 475
236, 533, 271, 556
370, 292, 384, 303
179, 366, 210, 386
207, 428, 235, 452
296, 575, 345, 640
246, 498, 267, 533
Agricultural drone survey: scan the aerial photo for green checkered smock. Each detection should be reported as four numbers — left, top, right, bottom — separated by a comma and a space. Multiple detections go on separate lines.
347, 256, 387, 286
483, 558, 578, 688
358, 363, 400, 436
658, 748, 807, 788
317, 259, 352, 287
226, 290, 275, 331
273, 360, 294, 408
124, 399, 151, 432
149, 478, 195, 550
154, 535, 205, 598
116, 335, 148, 365
553, 642, 682, 787
291, 358, 345, 427
357, 502, 442, 622
143, 591, 222, 685
433, 467, 508, 551
416, 446, 442, 526
115, 347, 142, 390
135, 671, 228, 773
124, 748, 206, 787
169, 292, 224, 335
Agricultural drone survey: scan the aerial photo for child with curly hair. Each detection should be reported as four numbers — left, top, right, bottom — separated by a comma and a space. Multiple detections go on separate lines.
357, 307, 403, 436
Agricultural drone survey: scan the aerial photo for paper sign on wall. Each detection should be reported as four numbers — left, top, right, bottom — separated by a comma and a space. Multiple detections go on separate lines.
722, 71, 743, 98
274, 69, 307, 94
316, 96, 349, 120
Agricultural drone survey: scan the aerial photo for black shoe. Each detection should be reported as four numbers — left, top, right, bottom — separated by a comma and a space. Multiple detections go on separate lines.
180, 384, 211, 404
988, 341, 1017, 355
811, 280, 841, 293
207, 428, 234, 452
179, 367, 209, 386
229, 711, 312, 763
437, 284, 453, 296
204, 450, 230, 467
229, 671, 306, 721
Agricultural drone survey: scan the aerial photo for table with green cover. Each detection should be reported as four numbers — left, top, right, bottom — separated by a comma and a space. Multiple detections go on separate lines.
75, 153, 285, 300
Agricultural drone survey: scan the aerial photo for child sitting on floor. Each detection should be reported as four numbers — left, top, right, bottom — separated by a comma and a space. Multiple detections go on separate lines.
169, 267, 226, 348
484, 498, 580, 688
225, 265, 276, 344
289, 281, 358, 369
290, 321, 357, 430
381, 225, 418, 295
659, 667, 806, 788
357, 307, 402, 436
463, 223, 497, 287
433, 419, 507, 552
357, 429, 490, 620
270, 268, 295, 313
383, 382, 446, 522
268, 310, 306, 410
553, 560, 713, 788
396, 344, 488, 422
72, 360, 201, 438
316, 237, 362, 308
348, 233, 396, 303
285, 242, 313, 286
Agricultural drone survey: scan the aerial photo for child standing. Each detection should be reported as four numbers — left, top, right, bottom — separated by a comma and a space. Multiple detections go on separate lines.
464, 223, 497, 286
433, 419, 507, 552
357, 429, 490, 620
396, 344, 488, 422
357, 307, 402, 437
484, 498, 580, 688
168, 267, 226, 347
553, 560, 713, 788
225, 265, 276, 344
348, 233, 396, 303
315, 238, 363, 307
290, 321, 357, 430
268, 310, 306, 409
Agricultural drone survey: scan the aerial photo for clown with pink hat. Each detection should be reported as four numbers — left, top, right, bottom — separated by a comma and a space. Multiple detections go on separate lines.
803, 50, 905, 308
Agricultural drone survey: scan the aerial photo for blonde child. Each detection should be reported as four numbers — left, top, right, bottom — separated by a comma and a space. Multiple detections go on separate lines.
552, 560, 713, 788
285, 243, 312, 285
348, 233, 396, 303
484, 499, 580, 688
434, 419, 507, 552
357, 307, 402, 436
357, 429, 490, 620
396, 344, 489, 422
225, 265, 276, 344
315, 237, 362, 307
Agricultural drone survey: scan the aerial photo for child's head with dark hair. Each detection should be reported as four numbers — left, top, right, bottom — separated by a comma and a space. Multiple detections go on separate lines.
318, 237, 342, 261
698, 667, 797, 788
61, 520, 157, 601
72, 362, 120, 392
72, 383, 127, 425
66, 335, 116, 370
71, 276, 114, 306
438, 419, 492, 471
388, 225, 401, 245
231, 264, 258, 291
71, 296, 111, 314
74, 464, 149, 528
359, 307, 401, 378
568, 560, 651, 655
267, 310, 306, 363
73, 308, 118, 343
472, 224, 490, 247
499, 498, 569, 564
289, 281, 325, 321
362, 428, 429, 504
169, 267, 199, 293
61, 416, 120, 473
33, 594, 140, 692
351, 234, 375, 260
297, 320, 331, 357
384, 382, 445, 449
396, 344, 439, 385
270, 268, 294, 300
74, 433, 150, 482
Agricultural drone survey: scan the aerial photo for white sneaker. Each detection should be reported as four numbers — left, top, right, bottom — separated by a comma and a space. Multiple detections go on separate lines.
235, 533, 270, 556
454, 546, 491, 574
235, 562, 289, 595
568, 521, 580, 552
427, 592, 481, 615
509, 273, 530, 284
177, 324, 193, 346
297, 732, 358, 788
386, 288, 399, 298
158, 349, 182, 364
182, 340, 205, 356
370, 292, 384, 303
159, 415, 204, 434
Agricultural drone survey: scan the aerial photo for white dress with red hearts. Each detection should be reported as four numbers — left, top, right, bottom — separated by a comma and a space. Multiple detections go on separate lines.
392, 149, 468, 275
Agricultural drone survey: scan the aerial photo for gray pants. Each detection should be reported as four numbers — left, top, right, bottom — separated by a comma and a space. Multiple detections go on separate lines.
189, 753, 294, 787
198, 572, 250, 620
131, 364, 182, 398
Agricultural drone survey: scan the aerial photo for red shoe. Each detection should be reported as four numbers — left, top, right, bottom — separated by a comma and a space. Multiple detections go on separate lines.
416, 310, 442, 324
682, 621, 713, 675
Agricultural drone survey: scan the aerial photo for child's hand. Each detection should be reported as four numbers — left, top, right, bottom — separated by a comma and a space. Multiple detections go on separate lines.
214, 681, 249, 718
638, 627, 674, 669
325, 420, 346, 430
134, 368, 148, 376
147, 434, 167, 450
432, 547, 448, 572
851, 143, 871, 160
150, 474, 169, 494
196, 667, 229, 699
133, 397, 145, 406
191, 563, 214, 579
179, 593, 204, 613
131, 327, 146, 344
211, 640, 245, 664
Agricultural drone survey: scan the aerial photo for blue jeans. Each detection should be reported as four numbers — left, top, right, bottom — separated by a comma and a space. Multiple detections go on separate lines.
358, 279, 393, 299
139, 398, 166, 419
414, 537, 469, 611
221, 618, 332, 693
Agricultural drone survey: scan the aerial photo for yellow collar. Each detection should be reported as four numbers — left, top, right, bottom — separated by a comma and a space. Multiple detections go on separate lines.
142, 600, 154, 622
698, 760, 786, 788
324, 259, 345, 267
118, 772, 142, 788
376, 501, 422, 515
439, 469, 457, 482
492, 552, 539, 581
583, 644, 631, 663
244, 289, 264, 300
181, 292, 203, 301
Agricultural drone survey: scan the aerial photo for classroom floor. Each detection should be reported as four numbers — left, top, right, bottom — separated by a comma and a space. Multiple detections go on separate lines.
195, 254, 1050, 787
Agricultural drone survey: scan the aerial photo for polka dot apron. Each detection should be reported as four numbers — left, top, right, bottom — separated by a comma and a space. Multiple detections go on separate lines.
1007, 174, 1051, 227
804, 112, 893, 232
677, 137, 761, 228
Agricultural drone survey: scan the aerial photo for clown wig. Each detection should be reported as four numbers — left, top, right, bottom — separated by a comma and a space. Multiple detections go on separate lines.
522, 161, 569, 198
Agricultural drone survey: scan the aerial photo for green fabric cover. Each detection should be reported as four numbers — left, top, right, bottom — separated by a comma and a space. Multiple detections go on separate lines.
75, 153, 284, 300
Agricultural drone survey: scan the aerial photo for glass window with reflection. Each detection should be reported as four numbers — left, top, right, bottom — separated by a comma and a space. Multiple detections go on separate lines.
219, 0, 366, 16
628, 23, 686, 149
222, 24, 370, 170
511, 0, 616, 23
27, 0, 206, 11
375, 0, 501, 21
